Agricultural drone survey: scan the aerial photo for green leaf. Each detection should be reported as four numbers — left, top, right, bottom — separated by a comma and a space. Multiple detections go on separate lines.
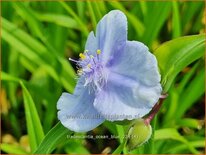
154, 34, 205, 92
176, 118, 204, 129
20, 81, 44, 152
12, 2, 45, 39
65, 141, 90, 154
34, 122, 73, 154
177, 61, 200, 93
166, 140, 205, 153
59, 1, 89, 36
1, 71, 22, 83
0, 143, 27, 154
172, 1, 181, 38
181, 2, 204, 34
87, 0, 97, 29
2, 17, 75, 92
154, 128, 200, 154
36, 13, 78, 29
112, 142, 125, 154
142, 1, 171, 46
175, 68, 205, 119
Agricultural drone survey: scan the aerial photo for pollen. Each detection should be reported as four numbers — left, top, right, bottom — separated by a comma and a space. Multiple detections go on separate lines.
90, 55, 94, 59
79, 53, 86, 60
87, 64, 91, 68
96, 49, 101, 55
77, 69, 83, 75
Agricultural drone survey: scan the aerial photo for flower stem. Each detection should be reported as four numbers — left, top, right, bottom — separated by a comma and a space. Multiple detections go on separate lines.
144, 94, 168, 125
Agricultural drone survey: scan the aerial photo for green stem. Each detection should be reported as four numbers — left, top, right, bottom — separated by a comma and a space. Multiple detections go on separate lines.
150, 115, 157, 154
112, 138, 127, 154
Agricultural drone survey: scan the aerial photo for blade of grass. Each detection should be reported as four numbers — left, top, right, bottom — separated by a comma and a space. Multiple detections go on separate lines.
10, 2, 76, 89
182, 2, 204, 34
87, 0, 97, 29
112, 142, 125, 154
36, 13, 78, 29
175, 68, 205, 119
154, 34, 205, 92
93, 1, 103, 20
0, 143, 27, 154
1, 71, 22, 83
177, 61, 200, 93
12, 2, 45, 39
139, 1, 147, 17
176, 118, 204, 129
34, 122, 73, 154
172, 1, 181, 38
76, 1, 85, 20
2, 17, 75, 92
59, 1, 89, 36
154, 128, 200, 154
142, 1, 171, 47
97, 0, 106, 14
20, 81, 44, 152
116, 125, 125, 143
166, 140, 205, 153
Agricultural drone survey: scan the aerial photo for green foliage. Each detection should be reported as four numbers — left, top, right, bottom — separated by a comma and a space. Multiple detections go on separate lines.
20, 82, 45, 151
154, 34, 205, 92
34, 122, 72, 154
1, 1, 205, 154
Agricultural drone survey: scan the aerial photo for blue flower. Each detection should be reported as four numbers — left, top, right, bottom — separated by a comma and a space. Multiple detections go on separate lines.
57, 10, 162, 132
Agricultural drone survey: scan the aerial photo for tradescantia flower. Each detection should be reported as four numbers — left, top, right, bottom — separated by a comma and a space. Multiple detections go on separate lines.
57, 10, 162, 132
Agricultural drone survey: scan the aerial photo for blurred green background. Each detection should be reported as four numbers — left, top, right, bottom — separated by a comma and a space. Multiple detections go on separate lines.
1, 1, 205, 154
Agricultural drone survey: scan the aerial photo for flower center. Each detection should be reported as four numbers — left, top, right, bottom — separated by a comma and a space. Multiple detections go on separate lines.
69, 49, 107, 91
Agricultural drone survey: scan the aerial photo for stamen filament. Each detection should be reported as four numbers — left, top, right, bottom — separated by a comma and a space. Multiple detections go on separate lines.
69, 58, 79, 63
90, 55, 96, 64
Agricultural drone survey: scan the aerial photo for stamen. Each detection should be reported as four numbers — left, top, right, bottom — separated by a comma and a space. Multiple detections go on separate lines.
96, 49, 101, 55
90, 55, 96, 64
79, 53, 86, 60
77, 69, 83, 75
87, 64, 91, 68
71, 49, 106, 91
69, 58, 79, 63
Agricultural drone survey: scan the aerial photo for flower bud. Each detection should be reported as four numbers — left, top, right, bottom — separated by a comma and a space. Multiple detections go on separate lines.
126, 119, 152, 151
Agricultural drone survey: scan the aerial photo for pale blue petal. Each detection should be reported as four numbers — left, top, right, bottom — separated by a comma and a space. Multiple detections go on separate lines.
110, 41, 161, 87
93, 72, 161, 121
57, 79, 104, 132
85, 31, 98, 55
96, 10, 127, 64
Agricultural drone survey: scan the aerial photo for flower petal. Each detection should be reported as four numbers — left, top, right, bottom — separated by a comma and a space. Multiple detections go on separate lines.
110, 41, 161, 87
96, 10, 127, 64
93, 72, 161, 121
57, 78, 104, 132
85, 31, 98, 55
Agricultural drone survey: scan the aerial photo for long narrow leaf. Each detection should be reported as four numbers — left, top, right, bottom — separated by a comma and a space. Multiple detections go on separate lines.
34, 122, 72, 154
154, 128, 200, 154
20, 81, 44, 152
154, 34, 205, 92
142, 2, 171, 47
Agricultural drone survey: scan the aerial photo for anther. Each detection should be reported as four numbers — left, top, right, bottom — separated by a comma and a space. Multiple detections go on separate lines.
87, 64, 91, 68
77, 69, 83, 75
79, 53, 86, 60
96, 49, 101, 55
